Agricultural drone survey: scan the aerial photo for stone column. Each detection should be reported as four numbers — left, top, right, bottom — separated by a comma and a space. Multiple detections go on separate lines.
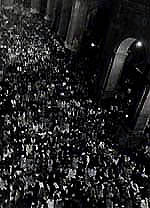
57, 0, 73, 40
65, 0, 88, 51
52, 0, 63, 32
104, 38, 137, 94
135, 87, 150, 132
31, 0, 41, 13
45, 0, 55, 26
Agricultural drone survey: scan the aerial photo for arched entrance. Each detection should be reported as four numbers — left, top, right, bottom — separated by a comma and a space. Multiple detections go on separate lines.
104, 37, 147, 128
82, 1, 112, 50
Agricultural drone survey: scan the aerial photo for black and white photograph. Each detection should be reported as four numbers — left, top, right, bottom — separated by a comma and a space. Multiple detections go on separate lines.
0, 0, 150, 207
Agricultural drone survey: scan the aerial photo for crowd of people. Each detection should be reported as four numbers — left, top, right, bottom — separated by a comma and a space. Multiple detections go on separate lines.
0, 6, 150, 208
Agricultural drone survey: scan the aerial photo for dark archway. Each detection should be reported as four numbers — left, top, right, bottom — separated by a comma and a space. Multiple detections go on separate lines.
117, 40, 147, 127
40, 0, 47, 16
82, 0, 113, 51
104, 38, 147, 128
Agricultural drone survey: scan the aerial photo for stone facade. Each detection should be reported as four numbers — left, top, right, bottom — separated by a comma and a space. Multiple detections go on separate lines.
98, 0, 150, 132
100, 0, 150, 89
